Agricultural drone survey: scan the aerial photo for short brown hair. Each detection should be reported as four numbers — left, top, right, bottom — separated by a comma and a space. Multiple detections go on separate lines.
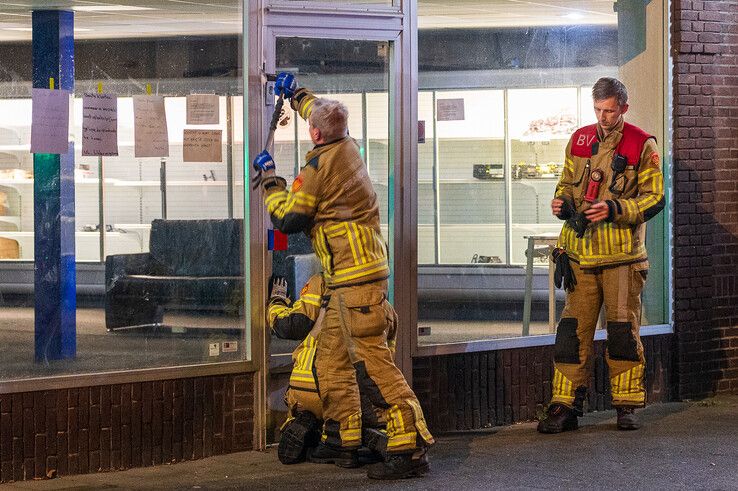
592, 77, 628, 106
309, 99, 348, 142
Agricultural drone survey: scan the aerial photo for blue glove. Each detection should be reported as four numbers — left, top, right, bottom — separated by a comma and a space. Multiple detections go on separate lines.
274, 72, 297, 99
252, 150, 275, 172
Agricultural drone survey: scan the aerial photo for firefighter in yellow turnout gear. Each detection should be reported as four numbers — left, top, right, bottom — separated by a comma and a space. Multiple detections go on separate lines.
254, 72, 433, 479
538, 77, 665, 434
267, 274, 393, 465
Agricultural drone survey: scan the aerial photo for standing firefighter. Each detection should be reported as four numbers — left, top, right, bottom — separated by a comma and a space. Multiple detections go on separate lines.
538, 77, 665, 433
254, 72, 433, 479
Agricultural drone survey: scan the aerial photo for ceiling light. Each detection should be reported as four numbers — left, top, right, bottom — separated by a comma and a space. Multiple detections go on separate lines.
72, 5, 156, 12
563, 12, 585, 20
2, 27, 92, 32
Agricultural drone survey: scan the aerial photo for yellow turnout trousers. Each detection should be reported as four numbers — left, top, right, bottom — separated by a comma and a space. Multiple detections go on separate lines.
551, 261, 648, 409
315, 280, 434, 453
283, 334, 389, 428
284, 332, 324, 421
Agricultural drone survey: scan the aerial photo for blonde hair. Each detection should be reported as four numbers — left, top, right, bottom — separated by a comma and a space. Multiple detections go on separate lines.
309, 99, 348, 142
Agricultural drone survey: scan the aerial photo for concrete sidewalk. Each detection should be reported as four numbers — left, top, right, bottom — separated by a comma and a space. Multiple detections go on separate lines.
8, 395, 738, 490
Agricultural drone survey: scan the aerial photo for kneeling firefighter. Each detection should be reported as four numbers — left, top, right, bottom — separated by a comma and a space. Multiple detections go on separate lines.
539, 77, 665, 433
254, 72, 433, 479
267, 274, 393, 465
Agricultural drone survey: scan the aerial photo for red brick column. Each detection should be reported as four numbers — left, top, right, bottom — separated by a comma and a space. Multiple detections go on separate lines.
672, 0, 738, 397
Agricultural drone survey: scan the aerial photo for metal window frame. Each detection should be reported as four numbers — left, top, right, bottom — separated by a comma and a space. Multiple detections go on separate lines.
662, 0, 674, 327
0, 361, 256, 395
416, 324, 674, 357
266, 0, 401, 14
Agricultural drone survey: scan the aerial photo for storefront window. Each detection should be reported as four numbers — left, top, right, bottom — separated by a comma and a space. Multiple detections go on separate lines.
417, 0, 669, 346
0, 2, 247, 381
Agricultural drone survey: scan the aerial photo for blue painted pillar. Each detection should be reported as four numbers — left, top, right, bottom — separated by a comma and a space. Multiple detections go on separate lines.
32, 10, 76, 362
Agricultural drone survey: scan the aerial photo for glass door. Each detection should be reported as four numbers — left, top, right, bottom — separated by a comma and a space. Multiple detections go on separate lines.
261, 30, 398, 442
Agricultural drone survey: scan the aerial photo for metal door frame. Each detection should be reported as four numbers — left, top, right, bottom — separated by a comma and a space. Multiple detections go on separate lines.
248, 0, 418, 450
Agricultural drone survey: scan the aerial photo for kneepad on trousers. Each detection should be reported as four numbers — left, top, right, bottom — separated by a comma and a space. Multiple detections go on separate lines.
554, 318, 580, 365
606, 321, 640, 362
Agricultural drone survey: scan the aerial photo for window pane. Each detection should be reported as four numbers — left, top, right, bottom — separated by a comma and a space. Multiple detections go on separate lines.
271, 37, 392, 360
366, 92, 390, 237
436, 90, 505, 264
0, 1, 247, 381
417, 0, 668, 345
271, 0, 391, 4
418, 91, 436, 264
0, 98, 32, 259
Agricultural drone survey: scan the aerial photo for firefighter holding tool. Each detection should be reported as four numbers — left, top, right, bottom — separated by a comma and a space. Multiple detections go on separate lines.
538, 77, 665, 433
254, 72, 433, 479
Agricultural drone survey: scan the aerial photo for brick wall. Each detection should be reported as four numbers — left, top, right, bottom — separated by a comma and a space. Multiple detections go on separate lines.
672, 0, 738, 397
0, 374, 254, 483
413, 335, 674, 432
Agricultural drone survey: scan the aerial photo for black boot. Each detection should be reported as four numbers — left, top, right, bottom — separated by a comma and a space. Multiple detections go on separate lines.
308, 442, 359, 468
366, 449, 429, 480
537, 404, 579, 434
616, 406, 641, 430
357, 427, 388, 466
362, 427, 388, 456
277, 411, 322, 465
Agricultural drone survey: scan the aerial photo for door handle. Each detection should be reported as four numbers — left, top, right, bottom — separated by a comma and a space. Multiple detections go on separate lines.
264, 71, 277, 106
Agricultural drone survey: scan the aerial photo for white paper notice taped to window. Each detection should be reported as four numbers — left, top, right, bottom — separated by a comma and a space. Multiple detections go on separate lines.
183, 129, 222, 163
31, 88, 71, 154
209, 342, 220, 357
436, 98, 465, 121
133, 95, 169, 158
222, 341, 238, 353
82, 93, 118, 156
186, 94, 219, 125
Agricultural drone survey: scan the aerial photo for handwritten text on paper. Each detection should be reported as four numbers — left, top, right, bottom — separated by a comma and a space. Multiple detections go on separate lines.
133, 95, 169, 158
186, 94, 220, 125
31, 88, 71, 154
82, 93, 118, 156
183, 129, 223, 163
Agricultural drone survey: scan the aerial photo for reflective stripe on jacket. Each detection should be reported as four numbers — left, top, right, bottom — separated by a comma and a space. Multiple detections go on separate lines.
267, 274, 325, 393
